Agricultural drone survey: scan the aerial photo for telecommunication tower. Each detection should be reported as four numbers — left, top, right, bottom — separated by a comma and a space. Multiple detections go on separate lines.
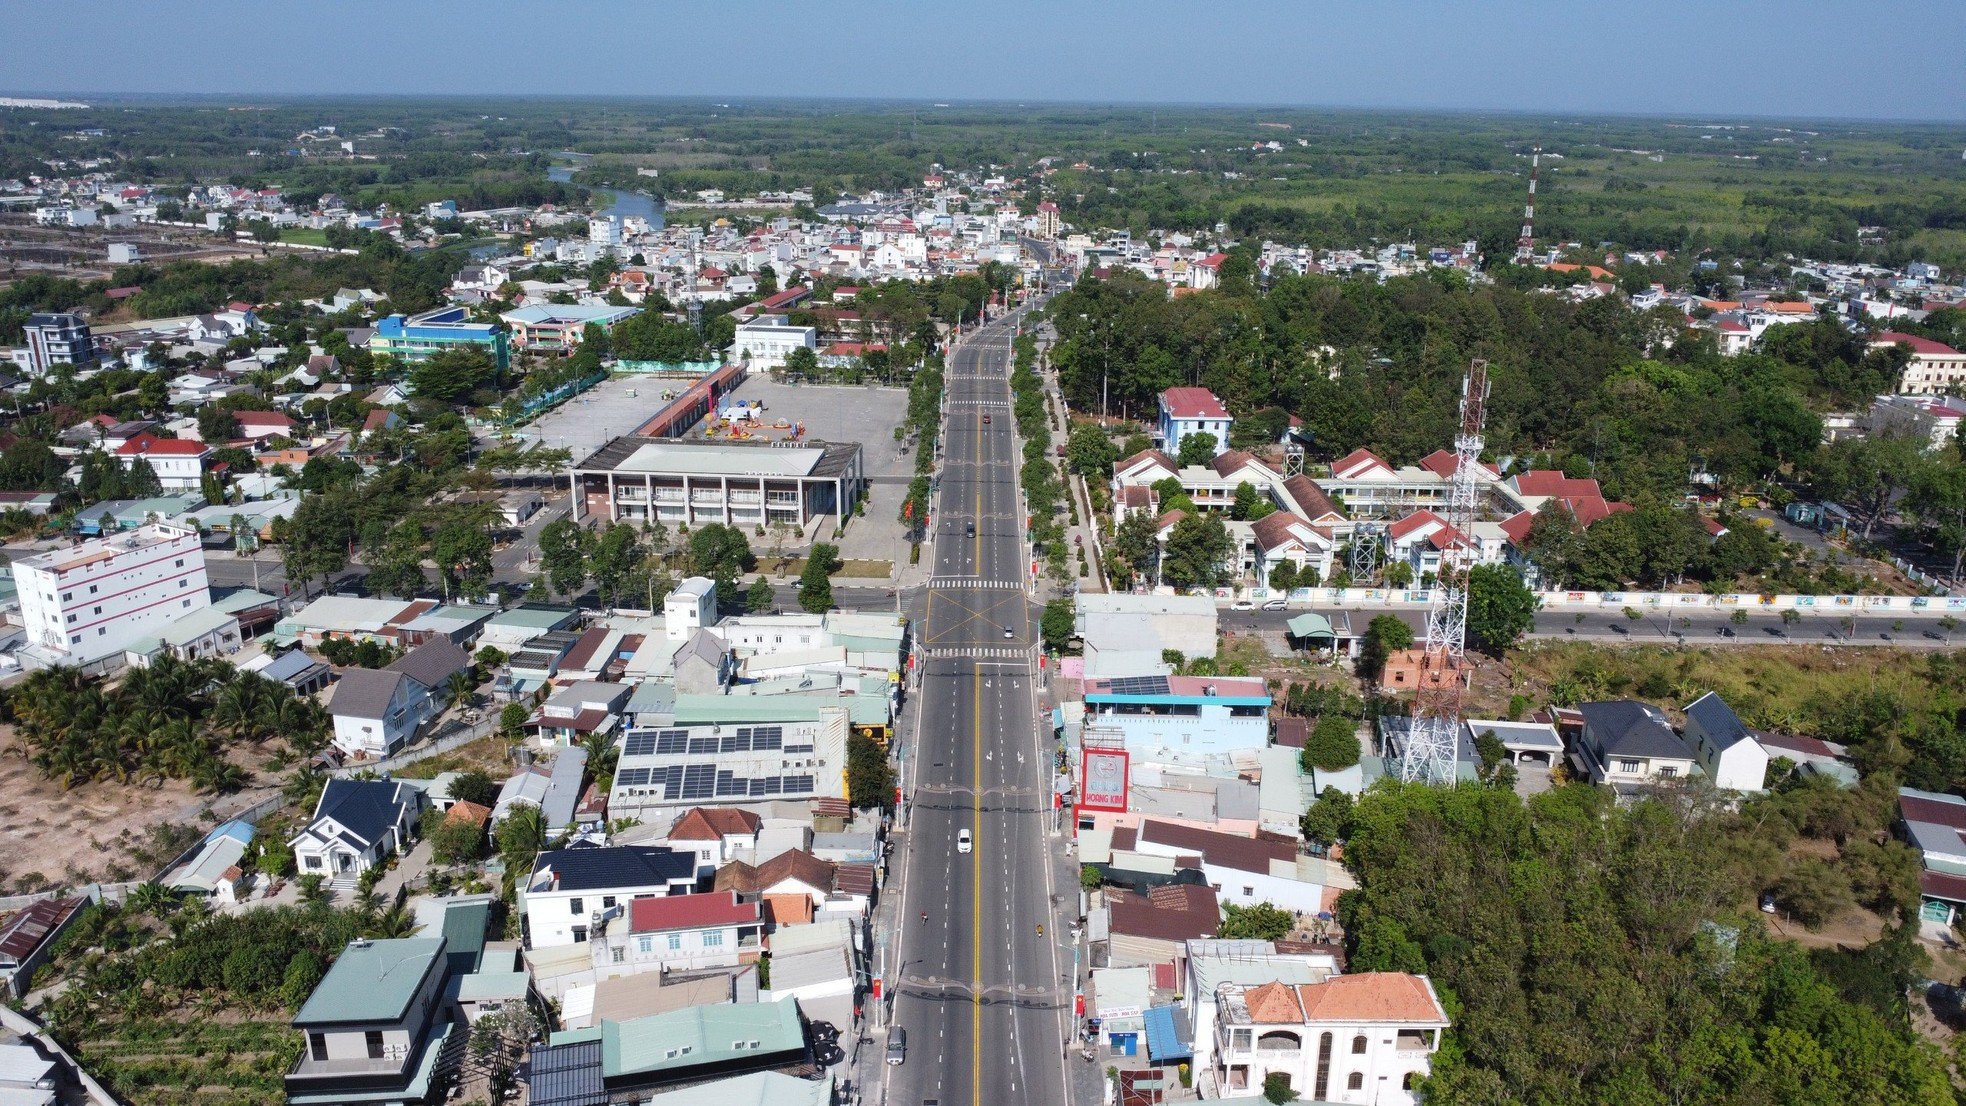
1513, 147, 1540, 264
1400, 359, 1489, 785
1346, 524, 1382, 583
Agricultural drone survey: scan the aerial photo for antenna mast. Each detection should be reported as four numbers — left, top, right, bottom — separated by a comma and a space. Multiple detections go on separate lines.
1513, 147, 1540, 264
1401, 359, 1489, 786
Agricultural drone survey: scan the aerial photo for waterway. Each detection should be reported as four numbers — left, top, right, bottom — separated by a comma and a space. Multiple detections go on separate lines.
549, 154, 663, 228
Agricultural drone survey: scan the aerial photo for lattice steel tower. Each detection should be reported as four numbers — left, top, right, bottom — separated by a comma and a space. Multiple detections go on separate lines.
1400, 359, 1489, 785
1513, 147, 1540, 264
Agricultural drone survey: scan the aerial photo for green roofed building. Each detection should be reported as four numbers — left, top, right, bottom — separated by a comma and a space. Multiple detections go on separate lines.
531, 1002, 811, 1106
286, 936, 461, 1106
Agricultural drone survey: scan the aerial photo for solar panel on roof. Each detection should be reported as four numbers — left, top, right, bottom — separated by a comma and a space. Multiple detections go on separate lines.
615, 767, 651, 787
622, 732, 657, 757
680, 764, 716, 800
655, 730, 688, 755
784, 774, 814, 793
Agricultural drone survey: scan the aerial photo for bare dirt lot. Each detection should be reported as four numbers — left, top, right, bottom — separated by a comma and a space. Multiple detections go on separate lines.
0, 732, 279, 890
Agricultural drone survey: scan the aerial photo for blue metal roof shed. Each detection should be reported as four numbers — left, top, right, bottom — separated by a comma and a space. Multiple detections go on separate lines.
1143, 1005, 1193, 1063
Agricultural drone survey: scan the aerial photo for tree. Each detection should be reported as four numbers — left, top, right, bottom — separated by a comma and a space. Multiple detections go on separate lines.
1112, 511, 1161, 587
1064, 422, 1119, 478
1301, 787, 1355, 845
1466, 564, 1538, 654
469, 999, 543, 1101
1268, 561, 1298, 592
449, 769, 499, 808
431, 517, 493, 599
1808, 435, 1925, 540
687, 523, 753, 580
1230, 481, 1262, 521
1359, 614, 1413, 676
799, 543, 838, 613
781, 345, 819, 378
1175, 431, 1218, 468
1041, 599, 1075, 651
538, 518, 588, 598
846, 733, 894, 810
1301, 715, 1361, 772
1161, 512, 1233, 590
426, 812, 486, 866
406, 346, 497, 405
1520, 501, 1584, 588
1218, 902, 1296, 941
1262, 1072, 1298, 1105
1906, 459, 1966, 582
746, 575, 775, 613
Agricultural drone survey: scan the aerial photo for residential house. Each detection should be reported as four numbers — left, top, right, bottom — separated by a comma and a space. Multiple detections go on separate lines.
326, 638, 470, 759
289, 778, 423, 885
1680, 692, 1771, 792
713, 849, 871, 927
1103, 883, 1222, 969
1899, 788, 1966, 925
0, 896, 89, 1000
1200, 974, 1449, 1103
1081, 675, 1271, 760
1158, 387, 1234, 457
521, 845, 697, 949
666, 807, 763, 879
490, 746, 587, 836
1132, 820, 1335, 915
526, 681, 631, 747
113, 433, 210, 493
1573, 700, 1698, 788
527, 1002, 809, 1104
286, 937, 460, 1106
591, 892, 764, 978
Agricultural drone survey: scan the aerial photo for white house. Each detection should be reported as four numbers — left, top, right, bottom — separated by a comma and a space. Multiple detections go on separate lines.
1158, 387, 1233, 457
732, 314, 817, 370
590, 891, 764, 978
1680, 692, 1771, 792
1201, 974, 1449, 1103
327, 669, 432, 759
1132, 820, 1333, 915
113, 433, 211, 492
664, 576, 717, 641
289, 778, 423, 884
520, 845, 698, 949
664, 806, 764, 880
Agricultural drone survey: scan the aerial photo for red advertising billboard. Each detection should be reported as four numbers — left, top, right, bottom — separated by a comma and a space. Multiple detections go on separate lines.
1079, 748, 1129, 813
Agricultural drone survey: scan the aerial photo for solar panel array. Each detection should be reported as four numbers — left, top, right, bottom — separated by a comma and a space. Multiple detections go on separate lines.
615, 763, 822, 802
622, 728, 689, 757
1104, 676, 1170, 696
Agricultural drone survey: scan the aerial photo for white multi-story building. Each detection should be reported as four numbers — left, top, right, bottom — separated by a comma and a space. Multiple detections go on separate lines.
12, 523, 210, 661
1202, 974, 1449, 1103
732, 314, 817, 369
521, 845, 697, 949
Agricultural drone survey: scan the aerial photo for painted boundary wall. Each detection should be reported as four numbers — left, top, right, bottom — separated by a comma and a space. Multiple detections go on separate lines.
1213, 586, 1966, 614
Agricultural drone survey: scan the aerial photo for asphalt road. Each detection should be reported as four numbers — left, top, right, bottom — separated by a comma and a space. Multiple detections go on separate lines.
884, 305, 1069, 1106
1215, 604, 1966, 649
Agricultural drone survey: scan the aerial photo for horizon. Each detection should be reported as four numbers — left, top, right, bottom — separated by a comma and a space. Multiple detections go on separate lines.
3, 0, 1962, 123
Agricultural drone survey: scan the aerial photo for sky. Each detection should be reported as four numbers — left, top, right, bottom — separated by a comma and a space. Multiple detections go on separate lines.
4, 0, 1963, 122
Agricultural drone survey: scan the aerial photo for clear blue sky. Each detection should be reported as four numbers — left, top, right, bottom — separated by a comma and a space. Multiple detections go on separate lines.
5, 0, 1963, 121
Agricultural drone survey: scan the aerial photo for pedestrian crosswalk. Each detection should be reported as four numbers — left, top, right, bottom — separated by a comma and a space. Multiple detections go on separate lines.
929, 576, 1025, 590
922, 646, 1036, 660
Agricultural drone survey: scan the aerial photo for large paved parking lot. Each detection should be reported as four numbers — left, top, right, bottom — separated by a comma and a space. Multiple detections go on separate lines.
718, 377, 915, 573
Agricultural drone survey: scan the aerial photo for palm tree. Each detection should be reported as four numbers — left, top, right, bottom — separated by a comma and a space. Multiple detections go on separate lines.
447, 670, 475, 712
126, 880, 174, 918
365, 904, 416, 940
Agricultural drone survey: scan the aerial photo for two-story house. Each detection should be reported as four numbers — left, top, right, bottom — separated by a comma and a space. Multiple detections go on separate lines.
521, 845, 697, 950
1158, 387, 1233, 457
524, 680, 632, 747
327, 639, 471, 759
289, 778, 423, 885
1573, 700, 1698, 789
286, 937, 460, 1106
1680, 692, 1771, 792
1202, 974, 1449, 1103
591, 892, 764, 979
666, 807, 763, 880
114, 433, 211, 493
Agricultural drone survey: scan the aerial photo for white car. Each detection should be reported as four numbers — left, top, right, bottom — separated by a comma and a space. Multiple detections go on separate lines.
1230, 598, 1255, 611
957, 829, 973, 854
1261, 598, 1288, 611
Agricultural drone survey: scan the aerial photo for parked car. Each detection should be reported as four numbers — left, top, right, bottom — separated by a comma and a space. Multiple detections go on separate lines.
887, 1027, 907, 1065
1261, 598, 1287, 611
1230, 598, 1255, 611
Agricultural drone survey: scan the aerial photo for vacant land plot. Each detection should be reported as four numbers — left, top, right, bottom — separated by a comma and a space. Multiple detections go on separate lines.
0, 731, 277, 890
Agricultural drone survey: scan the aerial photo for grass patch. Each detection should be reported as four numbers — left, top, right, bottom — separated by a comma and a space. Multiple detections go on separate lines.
276, 226, 329, 247
765, 557, 892, 579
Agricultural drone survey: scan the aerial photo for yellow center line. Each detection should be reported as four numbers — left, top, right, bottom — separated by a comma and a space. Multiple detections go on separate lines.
971, 371, 986, 1106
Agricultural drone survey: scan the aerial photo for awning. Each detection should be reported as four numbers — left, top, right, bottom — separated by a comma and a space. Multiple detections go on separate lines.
1286, 612, 1336, 640
1143, 1005, 1193, 1063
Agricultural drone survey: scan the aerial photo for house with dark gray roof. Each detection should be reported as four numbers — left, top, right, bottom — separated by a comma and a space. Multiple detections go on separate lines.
327, 638, 470, 760
1574, 700, 1696, 788
521, 845, 696, 950
290, 778, 424, 886
1680, 692, 1771, 792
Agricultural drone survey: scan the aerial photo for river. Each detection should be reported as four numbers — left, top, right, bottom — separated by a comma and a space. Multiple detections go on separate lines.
549, 155, 663, 228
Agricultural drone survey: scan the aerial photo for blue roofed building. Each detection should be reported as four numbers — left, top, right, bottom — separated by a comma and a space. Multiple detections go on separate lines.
1081, 674, 1270, 760
371, 307, 510, 371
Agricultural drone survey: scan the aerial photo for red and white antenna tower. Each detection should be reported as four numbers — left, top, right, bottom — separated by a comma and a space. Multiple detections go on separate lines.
1401, 359, 1489, 785
1513, 147, 1540, 264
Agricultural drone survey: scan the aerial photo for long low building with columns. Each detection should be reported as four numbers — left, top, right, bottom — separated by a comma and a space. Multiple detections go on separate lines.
570, 435, 864, 530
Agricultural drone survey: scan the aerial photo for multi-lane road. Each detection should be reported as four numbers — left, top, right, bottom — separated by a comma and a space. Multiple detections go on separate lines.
882, 305, 1070, 1106
1216, 603, 1966, 649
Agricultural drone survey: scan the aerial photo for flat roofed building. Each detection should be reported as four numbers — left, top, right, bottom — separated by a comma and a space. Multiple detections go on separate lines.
14, 311, 97, 377
500, 303, 639, 355
371, 306, 511, 371
571, 435, 863, 530
12, 522, 210, 663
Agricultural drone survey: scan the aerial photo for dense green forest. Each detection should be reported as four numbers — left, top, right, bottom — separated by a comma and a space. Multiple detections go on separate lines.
1337, 782, 1951, 1106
